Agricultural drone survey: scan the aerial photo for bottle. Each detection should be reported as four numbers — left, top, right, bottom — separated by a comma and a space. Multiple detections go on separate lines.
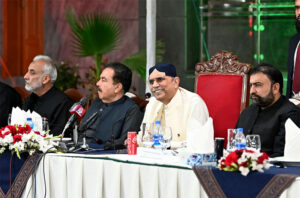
26, 117, 34, 130
152, 120, 162, 148
235, 128, 246, 150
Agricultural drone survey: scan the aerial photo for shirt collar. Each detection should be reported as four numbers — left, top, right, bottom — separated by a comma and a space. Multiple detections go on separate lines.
101, 95, 127, 107
164, 88, 181, 109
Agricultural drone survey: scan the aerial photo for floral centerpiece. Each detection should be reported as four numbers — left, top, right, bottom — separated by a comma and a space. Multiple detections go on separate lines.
218, 149, 271, 176
0, 125, 60, 159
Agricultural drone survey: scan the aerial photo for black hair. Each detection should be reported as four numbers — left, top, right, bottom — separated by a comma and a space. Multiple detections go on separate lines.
103, 62, 132, 93
250, 63, 283, 94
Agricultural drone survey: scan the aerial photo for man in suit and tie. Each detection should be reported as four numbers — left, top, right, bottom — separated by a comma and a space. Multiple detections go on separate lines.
287, 0, 300, 98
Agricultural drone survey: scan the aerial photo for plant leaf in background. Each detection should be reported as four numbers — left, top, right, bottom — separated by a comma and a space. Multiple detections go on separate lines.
123, 40, 165, 82
66, 8, 121, 78
55, 61, 83, 91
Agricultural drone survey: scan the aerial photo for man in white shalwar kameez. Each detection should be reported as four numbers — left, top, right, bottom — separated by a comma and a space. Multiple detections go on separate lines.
142, 64, 211, 148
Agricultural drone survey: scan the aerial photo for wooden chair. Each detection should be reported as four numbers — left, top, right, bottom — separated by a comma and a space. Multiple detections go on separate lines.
64, 88, 83, 103
195, 50, 252, 147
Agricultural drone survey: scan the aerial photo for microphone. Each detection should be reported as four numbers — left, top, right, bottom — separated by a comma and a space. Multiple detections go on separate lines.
78, 111, 99, 133
104, 116, 125, 150
60, 97, 88, 140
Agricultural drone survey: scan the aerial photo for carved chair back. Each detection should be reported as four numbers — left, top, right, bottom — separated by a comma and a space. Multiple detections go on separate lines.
195, 51, 252, 145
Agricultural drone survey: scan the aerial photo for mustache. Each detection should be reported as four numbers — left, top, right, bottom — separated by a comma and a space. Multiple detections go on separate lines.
97, 87, 102, 92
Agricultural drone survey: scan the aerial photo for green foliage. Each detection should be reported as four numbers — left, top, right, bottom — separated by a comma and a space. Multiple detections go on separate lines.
123, 40, 165, 81
54, 62, 83, 91
66, 8, 121, 78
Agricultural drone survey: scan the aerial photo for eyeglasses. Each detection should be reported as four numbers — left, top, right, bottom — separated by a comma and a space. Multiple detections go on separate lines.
149, 77, 166, 85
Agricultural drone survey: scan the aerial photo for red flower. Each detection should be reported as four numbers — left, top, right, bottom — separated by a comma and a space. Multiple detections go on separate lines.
13, 134, 22, 143
25, 125, 32, 132
225, 152, 239, 166
257, 152, 269, 164
220, 159, 226, 169
238, 160, 249, 167
245, 149, 255, 153
7, 125, 17, 135
3, 131, 11, 136
34, 131, 41, 135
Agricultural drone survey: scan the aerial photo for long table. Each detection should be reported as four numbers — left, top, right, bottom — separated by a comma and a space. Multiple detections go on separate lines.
20, 153, 300, 198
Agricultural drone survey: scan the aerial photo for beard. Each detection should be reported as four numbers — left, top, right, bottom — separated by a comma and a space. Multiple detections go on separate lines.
25, 78, 43, 93
251, 89, 275, 108
295, 18, 300, 33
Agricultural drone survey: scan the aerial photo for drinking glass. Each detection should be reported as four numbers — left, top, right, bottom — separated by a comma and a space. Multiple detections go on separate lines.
141, 123, 154, 148
7, 113, 12, 125
161, 126, 172, 150
246, 135, 261, 151
227, 129, 236, 152
42, 118, 50, 133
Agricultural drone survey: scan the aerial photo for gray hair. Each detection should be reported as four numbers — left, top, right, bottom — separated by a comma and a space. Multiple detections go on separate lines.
33, 55, 57, 83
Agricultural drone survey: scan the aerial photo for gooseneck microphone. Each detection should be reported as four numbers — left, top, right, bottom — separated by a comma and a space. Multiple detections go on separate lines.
104, 116, 125, 150
78, 111, 99, 133
60, 97, 88, 140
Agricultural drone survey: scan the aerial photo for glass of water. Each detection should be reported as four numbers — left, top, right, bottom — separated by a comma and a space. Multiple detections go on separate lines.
7, 113, 12, 125
246, 134, 261, 152
42, 118, 50, 133
141, 123, 154, 148
227, 129, 236, 152
161, 126, 172, 150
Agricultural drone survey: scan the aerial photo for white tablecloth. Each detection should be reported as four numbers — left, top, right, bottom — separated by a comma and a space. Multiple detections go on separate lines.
21, 152, 300, 198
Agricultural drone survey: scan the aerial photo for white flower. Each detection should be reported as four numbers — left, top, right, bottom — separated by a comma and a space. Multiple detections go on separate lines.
237, 156, 248, 164
0, 125, 59, 159
3, 135, 13, 144
21, 134, 30, 143
239, 166, 250, 176
263, 161, 271, 169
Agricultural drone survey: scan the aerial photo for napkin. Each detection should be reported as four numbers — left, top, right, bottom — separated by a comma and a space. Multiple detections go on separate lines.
186, 117, 214, 154
10, 107, 43, 131
289, 98, 300, 106
284, 118, 300, 161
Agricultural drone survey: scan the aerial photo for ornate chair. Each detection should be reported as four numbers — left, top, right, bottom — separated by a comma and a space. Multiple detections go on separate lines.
195, 51, 252, 146
64, 88, 83, 103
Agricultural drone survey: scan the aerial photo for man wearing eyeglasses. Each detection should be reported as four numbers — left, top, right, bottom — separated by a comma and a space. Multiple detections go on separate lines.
142, 64, 209, 148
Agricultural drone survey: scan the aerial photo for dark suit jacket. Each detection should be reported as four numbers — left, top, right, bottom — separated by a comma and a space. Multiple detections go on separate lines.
236, 96, 300, 157
0, 82, 22, 127
287, 33, 300, 98
23, 86, 73, 136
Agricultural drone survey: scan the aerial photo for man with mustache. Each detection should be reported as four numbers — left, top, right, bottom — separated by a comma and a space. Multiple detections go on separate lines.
236, 63, 300, 157
23, 55, 73, 135
80, 62, 143, 149
141, 64, 210, 148
287, 0, 300, 98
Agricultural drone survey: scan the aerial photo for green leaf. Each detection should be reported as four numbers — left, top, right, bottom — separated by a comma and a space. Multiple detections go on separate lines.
66, 7, 121, 76
123, 40, 165, 82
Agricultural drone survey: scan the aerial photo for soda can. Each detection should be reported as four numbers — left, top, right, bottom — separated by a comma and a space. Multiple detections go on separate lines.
128, 132, 137, 155
214, 137, 225, 160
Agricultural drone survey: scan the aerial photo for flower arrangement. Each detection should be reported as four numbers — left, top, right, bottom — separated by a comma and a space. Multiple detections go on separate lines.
0, 125, 60, 159
218, 149, 271, 176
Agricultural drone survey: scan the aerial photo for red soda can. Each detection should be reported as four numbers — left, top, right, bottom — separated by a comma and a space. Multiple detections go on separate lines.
128, 132, 137, 155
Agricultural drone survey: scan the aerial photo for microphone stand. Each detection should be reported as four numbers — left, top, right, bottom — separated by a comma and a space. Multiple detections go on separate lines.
107, 117, 125, 150
73, 111, 99, 152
